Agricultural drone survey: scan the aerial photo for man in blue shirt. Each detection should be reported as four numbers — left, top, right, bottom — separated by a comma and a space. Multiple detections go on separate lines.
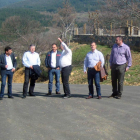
45, 43, 61, 95
84, 42, 104, 99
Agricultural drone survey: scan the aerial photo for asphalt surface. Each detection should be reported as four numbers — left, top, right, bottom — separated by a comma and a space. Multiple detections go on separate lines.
0, 83, 140, 140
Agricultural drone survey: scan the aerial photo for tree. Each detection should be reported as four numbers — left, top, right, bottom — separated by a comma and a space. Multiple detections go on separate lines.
53, 0, 76, 45
1, 16, 43, 42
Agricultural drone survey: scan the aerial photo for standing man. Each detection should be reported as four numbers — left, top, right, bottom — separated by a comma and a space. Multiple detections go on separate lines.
0, 46, 17, 100
22, 44, 41, 99
58, 38, 72, 99
84, 42, 104, 99
45, 43, 61, 95
109, 36, 132, 99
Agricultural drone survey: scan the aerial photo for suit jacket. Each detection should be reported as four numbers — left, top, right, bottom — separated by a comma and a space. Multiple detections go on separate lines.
45, 50, 61, 68
0, 53, 17, 75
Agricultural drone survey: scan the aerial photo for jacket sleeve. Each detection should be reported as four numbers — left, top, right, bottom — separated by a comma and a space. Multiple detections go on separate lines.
45, 53, 49, 67
12, 53, 17, 68
0, 55, 6, 68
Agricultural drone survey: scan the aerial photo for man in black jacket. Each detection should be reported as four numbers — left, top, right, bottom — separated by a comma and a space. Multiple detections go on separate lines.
0, 46, 17, 100
45, 43, 61, 95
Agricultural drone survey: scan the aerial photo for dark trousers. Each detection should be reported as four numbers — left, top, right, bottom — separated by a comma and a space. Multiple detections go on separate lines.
111, 64, 126, 96
23, 67, 36, 97
0, 70, 13, 97
87, 68, 101, 97
61, 65, 72, 96
48, 69, 60, 93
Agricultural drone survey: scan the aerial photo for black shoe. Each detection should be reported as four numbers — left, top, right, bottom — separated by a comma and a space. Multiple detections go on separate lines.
108, 94, 116, 98
116, 96, 121, 99
8, 96, 14, 99
61, 94, 66, 97
29, 94, 36, 97
56, 92, 61, 95
22, 96, 26, 99
46, 92, 52, 96
63, 95, 71, 99
0, 97, 3, 100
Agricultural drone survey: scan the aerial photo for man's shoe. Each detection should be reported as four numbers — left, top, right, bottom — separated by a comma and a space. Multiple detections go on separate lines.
63, 95, 71, 99
108, 94, 116, 98
22, 96, 26, 99
29, 94, 36, 97
8, 96, 14, 99
86, 95, 93, 99
56, 92, 61, 95
97, 96, 102, 99
0, 97, 3, 100
46, 92, 52, 96
61, 94, 66, 97
116, 96, 121, 99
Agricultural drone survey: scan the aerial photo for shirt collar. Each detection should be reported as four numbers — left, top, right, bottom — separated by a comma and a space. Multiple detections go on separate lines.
117, 43, 124, 47
5, 54, 11, 57
91, 49, 97, 53
29, 51, 35, 54
52, 50, 57, 54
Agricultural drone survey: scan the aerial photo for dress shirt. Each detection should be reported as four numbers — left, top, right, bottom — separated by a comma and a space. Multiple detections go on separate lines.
84, 49, 104, 72
51, 51, 57, 68
109, 43, 132, 68
5, 55, 13, 70
59, 42, 72, 68
22, 51, 41, 67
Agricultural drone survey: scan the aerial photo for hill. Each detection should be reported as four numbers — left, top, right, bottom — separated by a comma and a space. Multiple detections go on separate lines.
8, 0, 104, 12
0, 0, 24, 8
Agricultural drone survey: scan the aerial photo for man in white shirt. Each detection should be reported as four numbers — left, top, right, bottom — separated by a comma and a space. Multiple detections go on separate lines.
22, 44, 41, 98
58, 38, 72, 98
0, 46, 17, 100
84, 42, 104, 99
45, 43, 61, 95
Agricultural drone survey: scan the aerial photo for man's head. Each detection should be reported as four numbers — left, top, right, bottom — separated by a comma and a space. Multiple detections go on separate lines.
52, 43, 58, 52
5, 46, 12, 56
91, 42, 97, 52
116, 36, 123, 46
30, 44, 35, 53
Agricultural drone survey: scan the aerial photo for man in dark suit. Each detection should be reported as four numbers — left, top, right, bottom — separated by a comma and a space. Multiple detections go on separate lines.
0, 46, 17, 100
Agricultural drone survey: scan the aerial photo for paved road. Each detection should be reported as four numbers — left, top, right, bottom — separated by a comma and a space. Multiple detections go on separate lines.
0, 83, 140, 140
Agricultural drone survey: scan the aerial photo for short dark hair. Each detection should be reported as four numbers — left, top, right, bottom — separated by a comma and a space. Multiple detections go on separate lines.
30, 44, 35, 48
116, 36, 123, 41
52, 43, 57, 47
91, 42, 96, 45
5, 46, 12, 53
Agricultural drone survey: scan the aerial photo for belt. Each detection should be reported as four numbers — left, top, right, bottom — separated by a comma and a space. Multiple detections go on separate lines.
62, 65, 71, 69
112, 63, 126, 66
6, 69, 12, 71
88, 67, 95, 69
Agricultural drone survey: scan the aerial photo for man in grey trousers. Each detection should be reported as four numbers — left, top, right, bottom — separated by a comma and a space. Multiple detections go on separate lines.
109, 36, 132, 99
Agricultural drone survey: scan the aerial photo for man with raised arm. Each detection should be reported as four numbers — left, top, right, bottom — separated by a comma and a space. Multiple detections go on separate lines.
58, 38, 72, 99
